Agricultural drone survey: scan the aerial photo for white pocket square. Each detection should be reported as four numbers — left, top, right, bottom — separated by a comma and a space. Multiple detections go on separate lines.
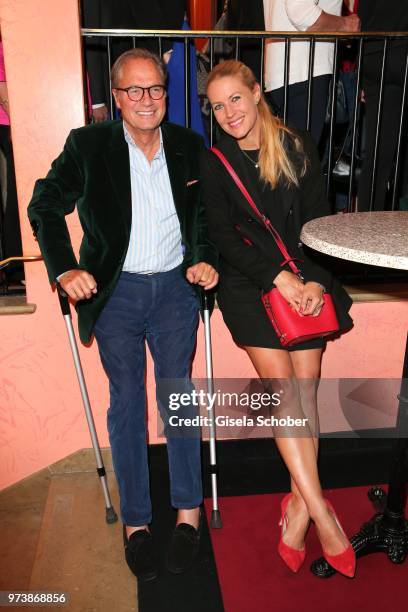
186, 179, 199, 187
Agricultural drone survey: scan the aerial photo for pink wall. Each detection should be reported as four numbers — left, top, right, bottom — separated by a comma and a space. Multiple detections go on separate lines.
0, 0, 407, 490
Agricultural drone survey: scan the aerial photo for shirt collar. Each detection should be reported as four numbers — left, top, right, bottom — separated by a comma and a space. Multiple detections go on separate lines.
123, 122, 164, 160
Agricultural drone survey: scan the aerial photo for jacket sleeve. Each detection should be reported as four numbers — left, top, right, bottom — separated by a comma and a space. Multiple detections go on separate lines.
193, 195, 219, 270
27, 130, 84, 283
201, 151, 283, 291
298, 131, 333, 291
188, 136, 218, 269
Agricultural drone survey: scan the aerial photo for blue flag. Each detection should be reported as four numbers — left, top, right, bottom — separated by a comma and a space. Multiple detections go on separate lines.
166, 19, 209, 146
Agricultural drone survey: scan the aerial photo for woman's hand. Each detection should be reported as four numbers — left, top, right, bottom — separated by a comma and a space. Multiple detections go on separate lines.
273, 270, 304, 314
273, 273, 324, 316
300, 281, 324, 316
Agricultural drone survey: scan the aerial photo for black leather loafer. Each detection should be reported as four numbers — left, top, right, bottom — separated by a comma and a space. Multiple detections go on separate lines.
166, 515, 202, 574
123, 526, 158, 582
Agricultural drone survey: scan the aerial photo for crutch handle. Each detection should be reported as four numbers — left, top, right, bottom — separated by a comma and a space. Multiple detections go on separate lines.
56, 282, 71, 316
202, 288, 209, 311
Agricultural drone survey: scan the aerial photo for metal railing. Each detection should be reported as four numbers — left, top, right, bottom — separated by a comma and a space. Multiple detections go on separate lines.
81, 28, 408, 217
0, 255, 42, 271
0, 255, 42, 296
78, 29, 408, 285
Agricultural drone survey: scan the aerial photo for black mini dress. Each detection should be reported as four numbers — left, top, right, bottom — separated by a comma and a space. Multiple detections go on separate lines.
219, 149, 326, 352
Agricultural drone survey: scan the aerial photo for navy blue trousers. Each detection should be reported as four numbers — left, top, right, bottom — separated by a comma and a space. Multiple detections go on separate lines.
94, 266, 202, 526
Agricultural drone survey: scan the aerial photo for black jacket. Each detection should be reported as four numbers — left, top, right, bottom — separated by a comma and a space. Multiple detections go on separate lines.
226, 0, 265, 80
358, 0, 408, 31
201, 131, 352, 331
81, 0, 187, 106
358, 0, 408, 86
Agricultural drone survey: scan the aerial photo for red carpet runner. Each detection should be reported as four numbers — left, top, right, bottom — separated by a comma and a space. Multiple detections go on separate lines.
205, 486, 407, 612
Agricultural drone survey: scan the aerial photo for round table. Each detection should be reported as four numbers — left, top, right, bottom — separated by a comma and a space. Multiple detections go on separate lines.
301, 211, 408, 270
300, 211, 408, 577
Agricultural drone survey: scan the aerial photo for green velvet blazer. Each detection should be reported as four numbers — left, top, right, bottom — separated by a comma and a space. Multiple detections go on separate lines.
28, 120, 218, 343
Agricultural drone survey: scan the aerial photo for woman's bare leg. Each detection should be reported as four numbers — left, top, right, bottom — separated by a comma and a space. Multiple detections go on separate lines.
245, 346, 350, 556
245, 347, 317, 549
289, 349, 321, 511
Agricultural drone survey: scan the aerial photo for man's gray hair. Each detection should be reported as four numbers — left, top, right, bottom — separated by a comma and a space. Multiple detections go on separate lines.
111, 48, 167, 88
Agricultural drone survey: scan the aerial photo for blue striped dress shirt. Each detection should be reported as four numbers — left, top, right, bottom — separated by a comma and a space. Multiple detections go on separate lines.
122, 125, 183, 274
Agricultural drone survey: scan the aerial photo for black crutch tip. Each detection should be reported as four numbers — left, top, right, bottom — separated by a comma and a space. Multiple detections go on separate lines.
210, 509, 222, 529
106, 506, 118, 524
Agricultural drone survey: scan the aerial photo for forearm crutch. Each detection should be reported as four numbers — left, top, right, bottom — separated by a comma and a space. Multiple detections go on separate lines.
202, 291, 222, 528
56, 284, 118, 524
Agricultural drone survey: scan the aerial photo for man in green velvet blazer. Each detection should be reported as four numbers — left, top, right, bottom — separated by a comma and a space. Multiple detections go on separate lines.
28, 48, 218, 581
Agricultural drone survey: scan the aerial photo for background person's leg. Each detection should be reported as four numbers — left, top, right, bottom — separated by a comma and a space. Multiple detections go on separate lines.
357, 82, 403, 211
0, 125, 23, 281
266, 76, 330, 146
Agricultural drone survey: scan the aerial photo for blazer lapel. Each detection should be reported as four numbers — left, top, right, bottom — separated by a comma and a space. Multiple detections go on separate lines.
161, 123, 186, 220
102, 121, 189, 233
103, 121, 132, 230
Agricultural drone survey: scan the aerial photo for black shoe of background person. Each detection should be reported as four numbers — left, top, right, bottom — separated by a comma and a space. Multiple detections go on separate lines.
166, 511, 202, 574
123, 526, 158, 582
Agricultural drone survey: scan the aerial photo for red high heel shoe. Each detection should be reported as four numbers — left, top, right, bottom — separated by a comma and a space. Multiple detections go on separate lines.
278, 493, 306, 573
320, 499, 356, 578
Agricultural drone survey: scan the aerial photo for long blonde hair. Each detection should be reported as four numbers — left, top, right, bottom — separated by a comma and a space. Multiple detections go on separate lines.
206, 60, 307, 188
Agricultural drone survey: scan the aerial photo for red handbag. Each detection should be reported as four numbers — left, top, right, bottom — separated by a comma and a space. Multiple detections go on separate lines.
211, 147, 339, 347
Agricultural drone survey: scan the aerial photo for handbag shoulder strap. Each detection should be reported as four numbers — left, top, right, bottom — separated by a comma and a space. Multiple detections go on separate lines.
210, 146, 302, 275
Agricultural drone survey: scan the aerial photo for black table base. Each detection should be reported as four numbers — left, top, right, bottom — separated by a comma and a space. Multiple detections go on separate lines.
311, 486, 408, 578
311, 335, 408, 578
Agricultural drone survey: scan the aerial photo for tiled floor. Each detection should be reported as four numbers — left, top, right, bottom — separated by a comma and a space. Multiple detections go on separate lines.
0, 451, 137, 612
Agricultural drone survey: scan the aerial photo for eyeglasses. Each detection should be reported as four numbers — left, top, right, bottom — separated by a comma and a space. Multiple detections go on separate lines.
114, 84, 166, 102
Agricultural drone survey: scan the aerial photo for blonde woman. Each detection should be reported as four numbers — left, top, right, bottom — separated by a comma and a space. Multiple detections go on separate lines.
201, 60, 355, 577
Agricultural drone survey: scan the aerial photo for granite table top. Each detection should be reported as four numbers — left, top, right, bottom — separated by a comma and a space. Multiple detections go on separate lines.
300, 211, 408, 270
